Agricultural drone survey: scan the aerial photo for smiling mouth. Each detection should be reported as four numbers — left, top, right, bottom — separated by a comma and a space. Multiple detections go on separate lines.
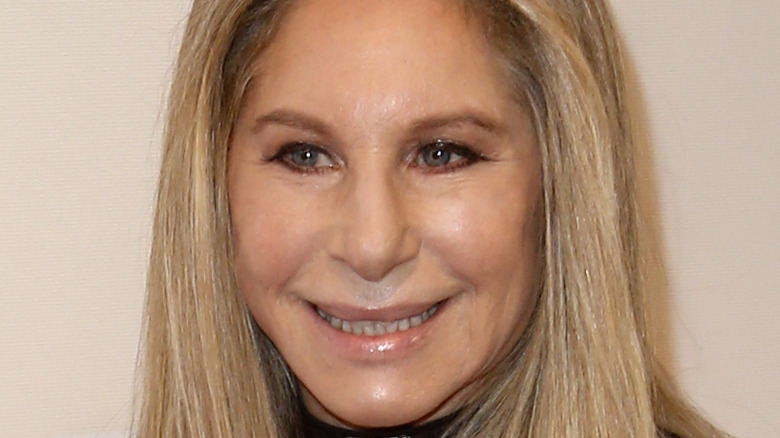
315, 302, 442, 336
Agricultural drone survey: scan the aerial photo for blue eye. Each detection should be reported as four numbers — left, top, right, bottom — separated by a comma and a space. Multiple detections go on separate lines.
270, 142, 335, 173
415, 141, 481, 171
421, 147, 453, 167
290, 148, 323, 167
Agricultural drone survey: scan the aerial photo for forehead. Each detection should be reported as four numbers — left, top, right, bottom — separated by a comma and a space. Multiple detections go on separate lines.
246, 0, 516, 128
263, 0, 477, 61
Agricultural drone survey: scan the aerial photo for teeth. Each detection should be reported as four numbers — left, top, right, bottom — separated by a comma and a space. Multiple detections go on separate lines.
316, 302, 440, 337
386, 320, 398, 333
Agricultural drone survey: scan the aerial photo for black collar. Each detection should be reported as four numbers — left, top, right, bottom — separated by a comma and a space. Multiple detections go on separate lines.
301, 409, 457, 438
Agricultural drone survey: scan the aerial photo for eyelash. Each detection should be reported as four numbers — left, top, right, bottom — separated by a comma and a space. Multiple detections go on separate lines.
266, 142, 336, 174
411, 140, 484, 174
265, 140, 485, 175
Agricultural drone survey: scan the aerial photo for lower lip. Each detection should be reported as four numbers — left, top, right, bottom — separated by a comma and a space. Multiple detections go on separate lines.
307, 300, 448, 362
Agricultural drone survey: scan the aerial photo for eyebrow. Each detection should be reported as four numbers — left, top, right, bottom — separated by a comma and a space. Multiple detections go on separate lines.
250, 108, 506, 137
251, 109, 334, 137
409, 111, 506, 137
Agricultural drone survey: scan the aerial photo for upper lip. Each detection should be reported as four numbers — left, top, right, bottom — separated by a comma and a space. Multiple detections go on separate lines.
311, 299, 445, 322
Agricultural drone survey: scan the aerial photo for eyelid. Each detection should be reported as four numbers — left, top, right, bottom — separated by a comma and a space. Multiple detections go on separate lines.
421, 139, 476, 156
266, 141, 338, 173
411, 139, 485, 172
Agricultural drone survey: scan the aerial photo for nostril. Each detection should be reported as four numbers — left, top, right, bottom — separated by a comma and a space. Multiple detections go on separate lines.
328, 174, 420, 281
343, 228, 420, 281
326, 211, 421, 282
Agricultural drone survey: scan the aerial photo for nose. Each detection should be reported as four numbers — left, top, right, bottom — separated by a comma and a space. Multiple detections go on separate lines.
329, 169, 420, 281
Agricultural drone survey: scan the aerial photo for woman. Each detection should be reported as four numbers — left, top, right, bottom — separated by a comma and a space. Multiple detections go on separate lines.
135, 0, 729, 437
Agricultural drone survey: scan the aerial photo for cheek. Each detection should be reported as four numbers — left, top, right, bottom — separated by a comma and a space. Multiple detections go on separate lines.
230, 184, 317, 303
423, 180, 539, 282
421, 174, 540, 359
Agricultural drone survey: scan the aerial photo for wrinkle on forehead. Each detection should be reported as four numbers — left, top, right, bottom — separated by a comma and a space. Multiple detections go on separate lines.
251, 0, 513, 124
342, 94, 422, 153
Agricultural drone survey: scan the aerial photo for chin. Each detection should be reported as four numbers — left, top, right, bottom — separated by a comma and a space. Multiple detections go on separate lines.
343, 405, 422, 428
303, 381, 459, 429
330, 399, 438, 428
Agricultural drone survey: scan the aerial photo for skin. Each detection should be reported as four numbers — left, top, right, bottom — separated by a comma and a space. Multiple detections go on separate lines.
228, 0, 540, 429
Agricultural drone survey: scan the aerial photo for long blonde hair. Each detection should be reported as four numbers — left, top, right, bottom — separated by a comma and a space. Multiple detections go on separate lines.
135, 0, 728, 436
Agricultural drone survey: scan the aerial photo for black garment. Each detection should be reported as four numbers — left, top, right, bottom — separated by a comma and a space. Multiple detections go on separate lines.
301, 407, 682, 438
301, 409, 457, 438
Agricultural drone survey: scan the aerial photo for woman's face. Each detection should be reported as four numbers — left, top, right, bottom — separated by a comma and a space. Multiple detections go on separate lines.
229, 0, 539, 428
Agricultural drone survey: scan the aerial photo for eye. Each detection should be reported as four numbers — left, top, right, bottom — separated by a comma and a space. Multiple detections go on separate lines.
268, 142, 336, 173
414, 140, 482, 172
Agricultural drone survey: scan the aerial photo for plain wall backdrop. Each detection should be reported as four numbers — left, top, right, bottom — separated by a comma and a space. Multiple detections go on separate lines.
0, 1, 777, 437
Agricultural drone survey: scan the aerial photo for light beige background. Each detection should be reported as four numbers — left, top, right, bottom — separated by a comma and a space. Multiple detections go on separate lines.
0, 1, 777, 437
